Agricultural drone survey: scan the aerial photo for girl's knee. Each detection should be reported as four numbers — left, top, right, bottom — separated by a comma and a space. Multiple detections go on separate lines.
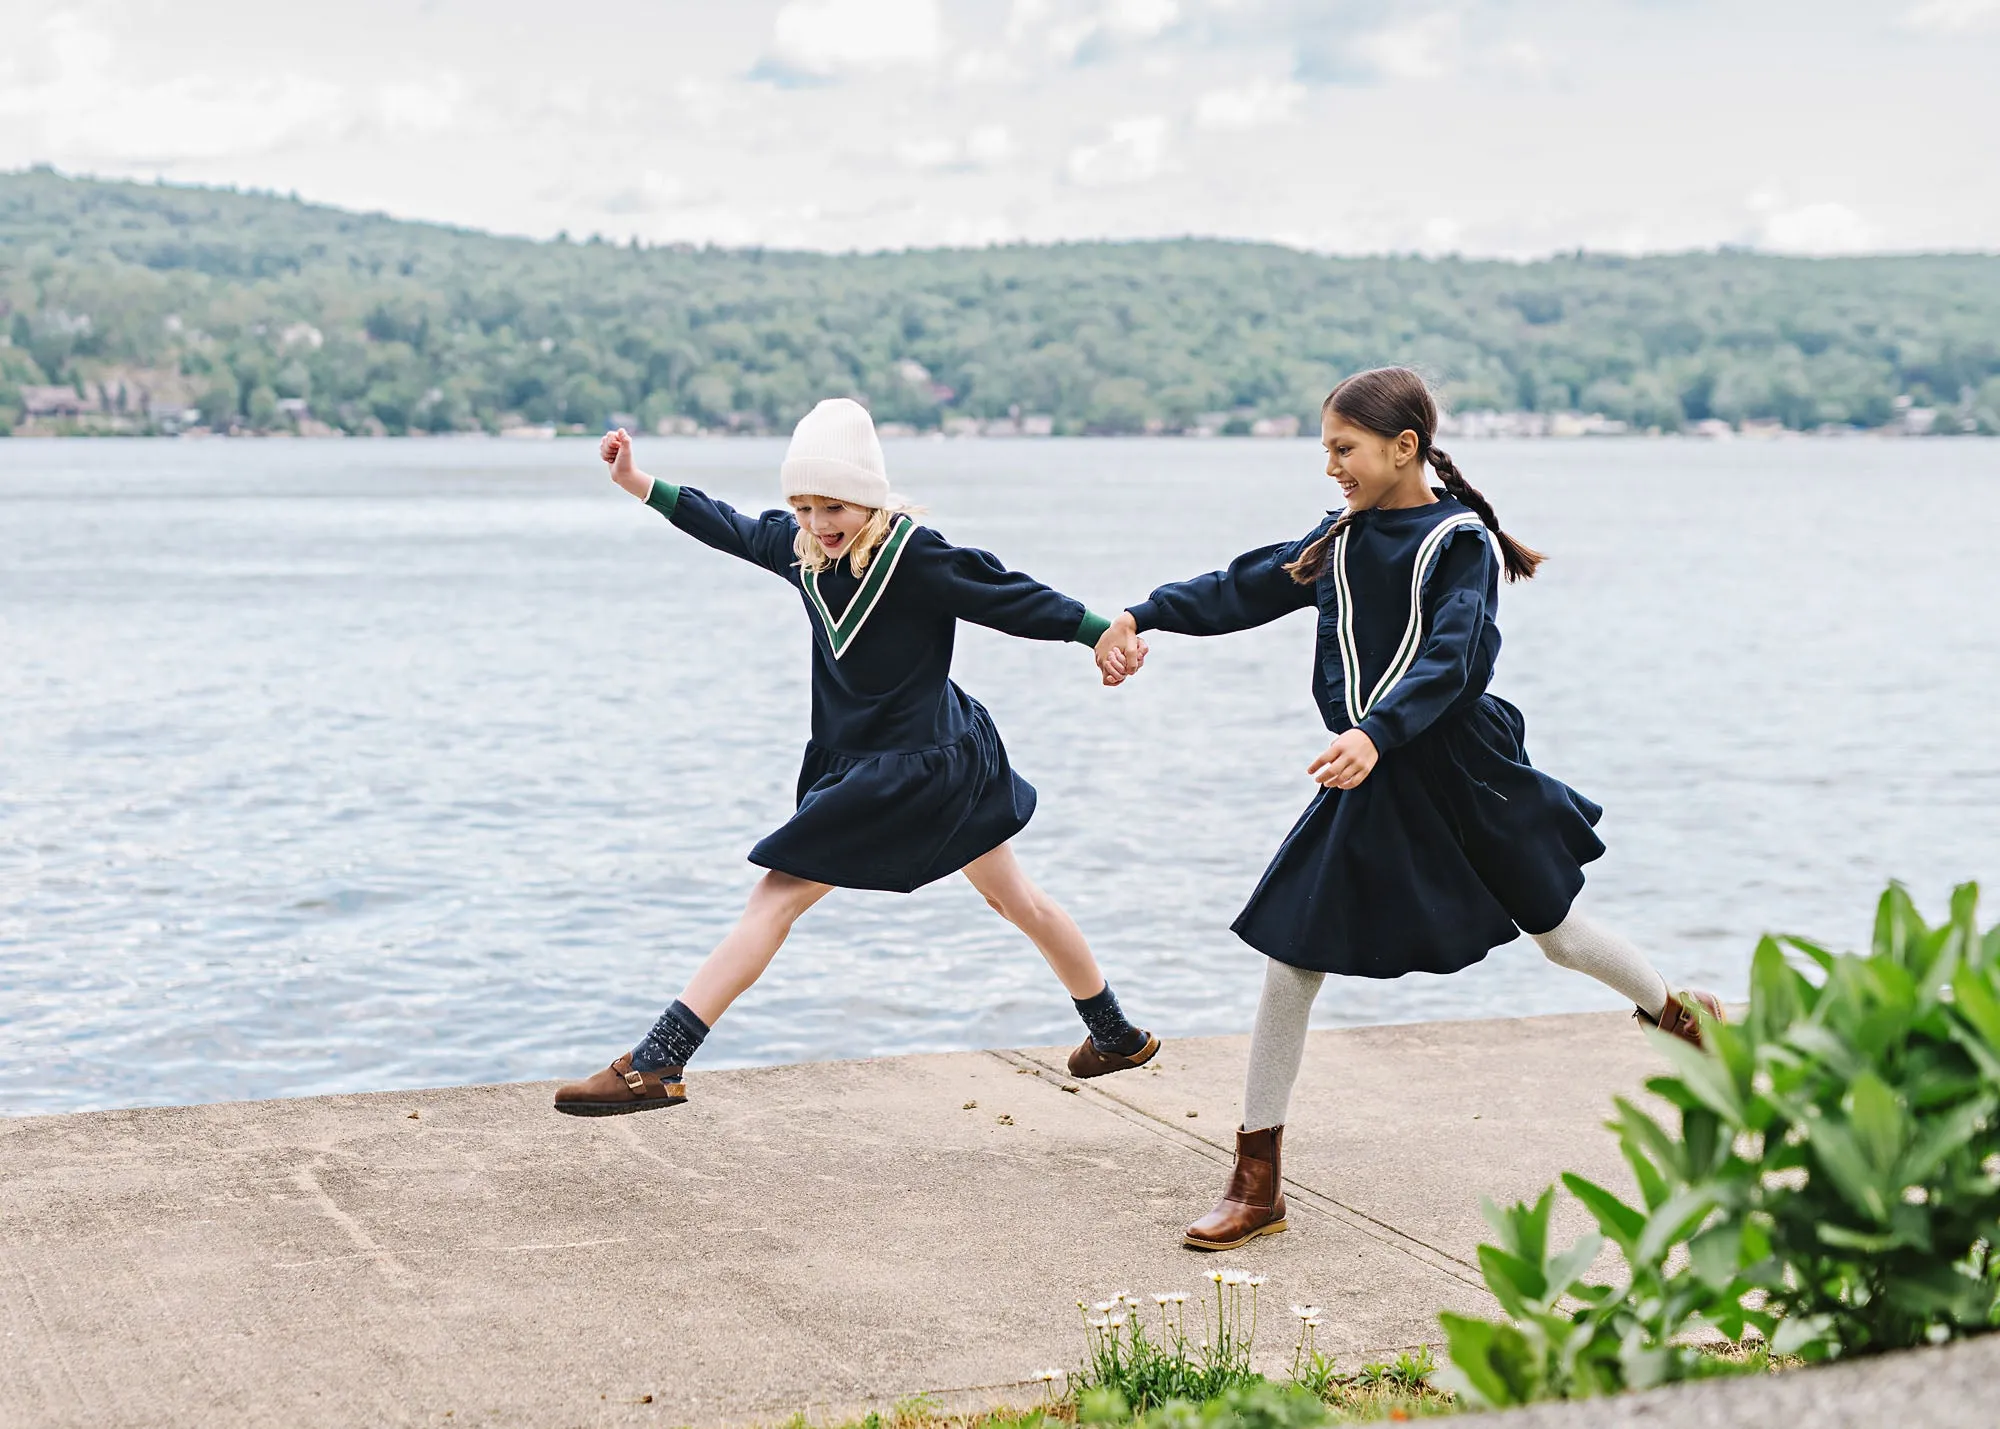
750, 874, 822, 925
984, 883, 1047, 929
1530, 927, 1578, 970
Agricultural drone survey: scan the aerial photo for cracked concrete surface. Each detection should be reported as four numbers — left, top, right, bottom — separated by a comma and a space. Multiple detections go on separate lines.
6, 1011, 1953, 1428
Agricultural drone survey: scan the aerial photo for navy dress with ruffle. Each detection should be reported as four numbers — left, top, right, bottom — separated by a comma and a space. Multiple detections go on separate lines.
646, 481, 1108, 893
1130, 493, 1604, 978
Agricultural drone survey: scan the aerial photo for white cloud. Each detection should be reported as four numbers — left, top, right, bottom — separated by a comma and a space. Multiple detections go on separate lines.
1756, 200, 1875, 255
894, 136, 960, 169
1903, 0, 2000, 33
598, 170, 688, 216
965, 123, 1017, 164
377, 77, 465, 136
1034, 0, 1180, 61
1354, 12, 1461, 81
764, 0, 944, 78
1066, 114, 1171, 186
0, 10, 347, 164
893, 124, 1017, 170
1194, 78, 1305, 130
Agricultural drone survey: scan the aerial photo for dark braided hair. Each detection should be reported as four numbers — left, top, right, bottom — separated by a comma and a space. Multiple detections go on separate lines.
1284, 366, 1545, 584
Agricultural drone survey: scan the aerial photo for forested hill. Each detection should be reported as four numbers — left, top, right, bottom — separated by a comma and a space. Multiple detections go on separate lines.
3, 167, 1997, 437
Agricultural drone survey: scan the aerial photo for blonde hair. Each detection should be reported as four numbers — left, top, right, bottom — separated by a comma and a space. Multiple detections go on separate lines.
792, 498, 925, 575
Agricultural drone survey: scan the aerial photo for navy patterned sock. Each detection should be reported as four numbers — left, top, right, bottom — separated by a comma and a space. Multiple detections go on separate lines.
1073, 984, 1147, 1056
631, 999, 709, 1073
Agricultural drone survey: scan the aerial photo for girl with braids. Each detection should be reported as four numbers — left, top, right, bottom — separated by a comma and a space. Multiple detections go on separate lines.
1094, 366, 1721, 1252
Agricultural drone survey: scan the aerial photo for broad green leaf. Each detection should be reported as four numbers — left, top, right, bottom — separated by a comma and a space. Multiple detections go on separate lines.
1779, 935, 1837, 975
1950, 966, 2000, 1054
1893, 1093, 1995, 1186
1689, 1223, 1747, 1290
1815, 1222, 1907, 1252
1749, 937, 1804, 1042
1562, 1172, 1645, 1249
1476, 1244, 1546, 1317
1612, 1098, 1686, 1194
1770, 1312, 1836, 1358
1846, 1071, 1908, 1173
1635, 1185, 1721, 1266
1436, 1312, 1541, 1408
1544, 1232, 1605, 1301
1802, 1115, 1892, 1224
1647, 1029, 1747, 1126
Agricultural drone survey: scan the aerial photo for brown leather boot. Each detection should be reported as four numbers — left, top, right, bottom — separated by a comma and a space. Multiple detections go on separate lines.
1183, 1126, 1287, 1251
1068, 1030, 1161, 1079
553, 1054, 688, 1116
1636, 989, 1725, 1048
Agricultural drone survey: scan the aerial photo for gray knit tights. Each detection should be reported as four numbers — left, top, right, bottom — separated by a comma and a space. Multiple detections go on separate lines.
1239, 911, 1673, 1132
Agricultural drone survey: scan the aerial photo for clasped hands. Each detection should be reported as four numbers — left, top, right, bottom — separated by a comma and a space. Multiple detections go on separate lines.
1092, 611, 1148, 687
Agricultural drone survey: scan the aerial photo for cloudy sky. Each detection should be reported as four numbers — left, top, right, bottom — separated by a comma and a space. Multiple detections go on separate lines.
1, 0, 1996, 257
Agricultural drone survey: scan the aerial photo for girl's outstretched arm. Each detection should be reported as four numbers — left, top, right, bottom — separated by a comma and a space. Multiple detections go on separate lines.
1123, 521, 1329, 638
920, 528, 1114, 649
602, 428, 798, 579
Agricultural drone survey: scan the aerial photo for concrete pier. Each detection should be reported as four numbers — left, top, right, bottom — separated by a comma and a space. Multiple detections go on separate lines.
0, 1011, 1902, 1427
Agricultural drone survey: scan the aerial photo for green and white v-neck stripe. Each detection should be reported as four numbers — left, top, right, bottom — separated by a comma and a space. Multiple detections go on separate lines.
801, 514, 917, 659
1333, 511, 1487, 722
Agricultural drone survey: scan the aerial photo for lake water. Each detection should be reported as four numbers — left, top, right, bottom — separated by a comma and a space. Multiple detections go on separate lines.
4, 436, 1998, 1116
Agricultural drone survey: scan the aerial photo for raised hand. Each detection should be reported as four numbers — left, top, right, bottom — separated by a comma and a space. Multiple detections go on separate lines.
600, 427, 650, 499
1093, 611, 1149, 687
1308, 728, 1379, 790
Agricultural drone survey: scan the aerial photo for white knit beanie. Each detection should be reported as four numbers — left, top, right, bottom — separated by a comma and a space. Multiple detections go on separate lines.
780, 398, 891, 508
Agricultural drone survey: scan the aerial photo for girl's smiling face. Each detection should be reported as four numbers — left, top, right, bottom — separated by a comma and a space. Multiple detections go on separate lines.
1322, 410, 1426, 511
788, 494, 872, 559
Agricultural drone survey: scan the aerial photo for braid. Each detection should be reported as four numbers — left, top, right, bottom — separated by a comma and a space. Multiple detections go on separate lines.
1283, 510, 1357, 584
1427, 446, 1544, 582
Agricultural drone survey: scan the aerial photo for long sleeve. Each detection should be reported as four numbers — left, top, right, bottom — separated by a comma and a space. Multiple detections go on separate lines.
1126, 519, 1328, 636
1355, 527, 1494, 752
646, 480, 798, 579
917, 528, 1108, 646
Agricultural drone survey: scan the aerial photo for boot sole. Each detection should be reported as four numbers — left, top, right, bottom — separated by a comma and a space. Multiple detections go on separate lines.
1182, 1218, 1288, 1251
552, 1097, 687, 1117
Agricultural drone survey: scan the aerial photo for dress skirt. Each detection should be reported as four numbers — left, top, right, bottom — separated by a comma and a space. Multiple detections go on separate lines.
1231, 694, 1605, 976
749, 702, 1036, 893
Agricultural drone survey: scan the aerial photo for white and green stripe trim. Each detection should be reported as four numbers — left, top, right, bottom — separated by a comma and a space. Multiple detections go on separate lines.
1333, 511, 1488, 722
802, 513, 918, 659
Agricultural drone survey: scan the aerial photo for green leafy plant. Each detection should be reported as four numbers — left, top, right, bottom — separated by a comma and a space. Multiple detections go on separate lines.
1440, 882, 2000, 1408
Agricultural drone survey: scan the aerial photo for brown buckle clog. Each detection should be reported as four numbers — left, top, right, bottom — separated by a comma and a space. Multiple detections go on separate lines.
1067, 1030, 1161, 1079
553, 1053, 688, 1117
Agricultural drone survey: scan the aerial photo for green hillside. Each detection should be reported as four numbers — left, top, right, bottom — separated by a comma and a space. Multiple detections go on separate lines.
3, 166, 1997, 437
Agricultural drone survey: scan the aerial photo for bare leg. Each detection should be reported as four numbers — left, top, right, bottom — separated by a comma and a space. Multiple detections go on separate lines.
676, 870, 835, 1027
961, 842, 1107, 999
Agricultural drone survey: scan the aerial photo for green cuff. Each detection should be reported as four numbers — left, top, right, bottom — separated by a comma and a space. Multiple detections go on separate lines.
644, 478, 681, 516
1073, 611, 1113, 647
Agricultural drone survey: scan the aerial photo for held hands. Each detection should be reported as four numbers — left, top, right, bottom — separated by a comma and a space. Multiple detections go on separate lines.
599, 428, 651, 500
1093, 611, 1149, 687
1309, 728, 1379, 790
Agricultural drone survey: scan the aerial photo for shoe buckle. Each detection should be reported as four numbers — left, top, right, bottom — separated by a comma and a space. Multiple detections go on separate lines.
622, 1068, 648, 1093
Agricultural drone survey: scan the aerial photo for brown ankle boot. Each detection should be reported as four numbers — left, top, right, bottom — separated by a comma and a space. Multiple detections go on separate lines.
1183, 1126, 1287, 1251
1636, 989, 1724, 1048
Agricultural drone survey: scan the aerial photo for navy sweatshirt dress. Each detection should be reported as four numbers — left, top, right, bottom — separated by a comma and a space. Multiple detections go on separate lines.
1131, 493, 1605, 978
647, 480, 1109, 893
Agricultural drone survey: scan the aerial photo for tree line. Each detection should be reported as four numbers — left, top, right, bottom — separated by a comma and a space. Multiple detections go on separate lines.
4, 167, 1997, 438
